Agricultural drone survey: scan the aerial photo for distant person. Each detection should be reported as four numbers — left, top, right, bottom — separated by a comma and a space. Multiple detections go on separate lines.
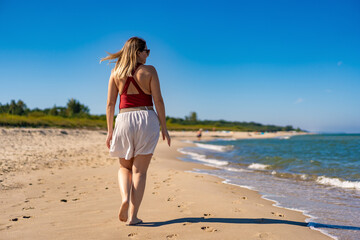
101, 37, 171, 225
196, 128, 203, 140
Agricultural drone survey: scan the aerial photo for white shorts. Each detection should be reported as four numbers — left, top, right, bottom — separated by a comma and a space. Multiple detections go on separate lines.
109, 110, 160, 160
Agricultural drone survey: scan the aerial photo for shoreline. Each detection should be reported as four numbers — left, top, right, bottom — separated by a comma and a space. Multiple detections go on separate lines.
0, 128, 332, 239
171, 132, 336, 240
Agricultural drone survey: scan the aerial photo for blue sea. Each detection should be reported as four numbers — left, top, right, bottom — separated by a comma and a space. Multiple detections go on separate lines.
178, 134, 360, 240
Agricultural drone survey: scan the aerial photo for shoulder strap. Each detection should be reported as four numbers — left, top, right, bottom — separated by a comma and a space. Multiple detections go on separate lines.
121, 77, 131, 94
121, 63, 145, 95
129, 78, 146, 95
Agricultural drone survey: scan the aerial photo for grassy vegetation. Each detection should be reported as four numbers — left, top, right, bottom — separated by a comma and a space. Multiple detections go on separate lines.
0, 114, 106, 129
0, 114, 302, 132
0, 99, 304, 132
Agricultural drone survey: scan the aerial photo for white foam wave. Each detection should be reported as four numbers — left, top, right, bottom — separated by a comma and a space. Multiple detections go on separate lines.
178, 149, 229, 166
222, 179, 257, 190
316, 176, 360, 190
277, 136, 291, 139
300, 174, 308, 180
248, 163, 270, 170
220, 167, 253, 173
195, 143, 233, 152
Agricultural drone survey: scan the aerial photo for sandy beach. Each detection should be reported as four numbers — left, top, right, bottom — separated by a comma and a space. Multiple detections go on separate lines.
0, 128, 331, 240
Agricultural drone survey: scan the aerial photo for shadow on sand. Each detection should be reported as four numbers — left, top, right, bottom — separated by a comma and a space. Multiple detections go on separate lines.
135, 217, 360, 231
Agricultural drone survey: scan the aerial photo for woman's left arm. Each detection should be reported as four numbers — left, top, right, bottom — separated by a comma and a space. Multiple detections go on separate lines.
106, 71, 118, 149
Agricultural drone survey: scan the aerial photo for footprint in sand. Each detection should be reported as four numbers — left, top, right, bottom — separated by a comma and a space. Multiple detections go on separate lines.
22, 206, 35, 210
23, 216, 31, 219
201, 226, 218, 232
166, 233, 178, 239
127, 232, 137, 237
167, 196, 175, 201
203, 213, 212, 218
152, 192, 158, 195
257, 232, 273, 239
177, 203, 191, 213
234, 208, 242, 212
271, 212, 284, 217
153, 186, 160, 190
163, 178, 171, 183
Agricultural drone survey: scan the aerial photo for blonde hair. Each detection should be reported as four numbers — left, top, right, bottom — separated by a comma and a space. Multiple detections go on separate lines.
100, 37, 146, 79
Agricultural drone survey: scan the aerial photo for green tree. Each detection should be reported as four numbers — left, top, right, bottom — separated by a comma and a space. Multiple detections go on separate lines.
283, 125, 294, 131
189, 112, 197, 122
8, 99, 27, 115
66, 98, 89, 117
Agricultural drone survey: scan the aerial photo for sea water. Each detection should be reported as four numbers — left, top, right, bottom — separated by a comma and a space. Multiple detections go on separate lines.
178, 134, 360, 240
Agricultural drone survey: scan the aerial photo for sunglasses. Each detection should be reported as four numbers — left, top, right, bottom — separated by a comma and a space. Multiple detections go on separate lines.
142, 49, 150, 55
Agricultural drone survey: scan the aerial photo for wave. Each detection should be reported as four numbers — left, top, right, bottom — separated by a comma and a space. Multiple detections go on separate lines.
212, 138, 237, 141
220, 166, 253, 173
248, 163, 270, 170
178, 148, 229, 166
195, 143, 234, 152
276, 136, 291, 139
316, 176, 360, 190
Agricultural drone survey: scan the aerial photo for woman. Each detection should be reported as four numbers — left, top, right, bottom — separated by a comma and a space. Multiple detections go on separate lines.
100, 37, 171, 225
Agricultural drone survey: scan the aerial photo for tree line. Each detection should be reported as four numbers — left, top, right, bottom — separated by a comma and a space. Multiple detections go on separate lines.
0, 100, 302, 132
0, 99, 90, 118
166, 111, 302, 132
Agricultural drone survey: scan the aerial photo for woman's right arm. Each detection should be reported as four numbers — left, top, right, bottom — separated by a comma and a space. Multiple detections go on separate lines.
106, 71, 118, 149
149, 66, 171, 146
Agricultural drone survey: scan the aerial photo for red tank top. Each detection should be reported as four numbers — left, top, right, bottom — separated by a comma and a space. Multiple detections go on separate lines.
119, 63, 153, 109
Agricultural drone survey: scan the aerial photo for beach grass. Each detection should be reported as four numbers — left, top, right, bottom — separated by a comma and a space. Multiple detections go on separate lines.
0, 113, 299, 132
0, 113, 106, 129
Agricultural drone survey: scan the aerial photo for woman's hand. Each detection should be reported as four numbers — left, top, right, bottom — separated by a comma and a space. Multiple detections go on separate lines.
161, 128, 171, 146
106, 131, 113, 149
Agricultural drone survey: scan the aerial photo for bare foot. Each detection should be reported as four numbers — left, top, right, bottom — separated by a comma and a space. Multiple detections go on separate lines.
128, 218, 143, 225
119, 202, 129, 222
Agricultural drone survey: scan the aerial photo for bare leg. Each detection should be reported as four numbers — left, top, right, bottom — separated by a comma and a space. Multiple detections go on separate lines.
128, 154, 152, 224
118, 158, 134, 222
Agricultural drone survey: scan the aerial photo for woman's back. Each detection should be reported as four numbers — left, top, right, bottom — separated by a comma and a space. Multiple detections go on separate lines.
114, 64, 152, 96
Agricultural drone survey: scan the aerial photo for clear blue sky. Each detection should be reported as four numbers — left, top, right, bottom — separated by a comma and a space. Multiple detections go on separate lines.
0, 0, 359, 133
